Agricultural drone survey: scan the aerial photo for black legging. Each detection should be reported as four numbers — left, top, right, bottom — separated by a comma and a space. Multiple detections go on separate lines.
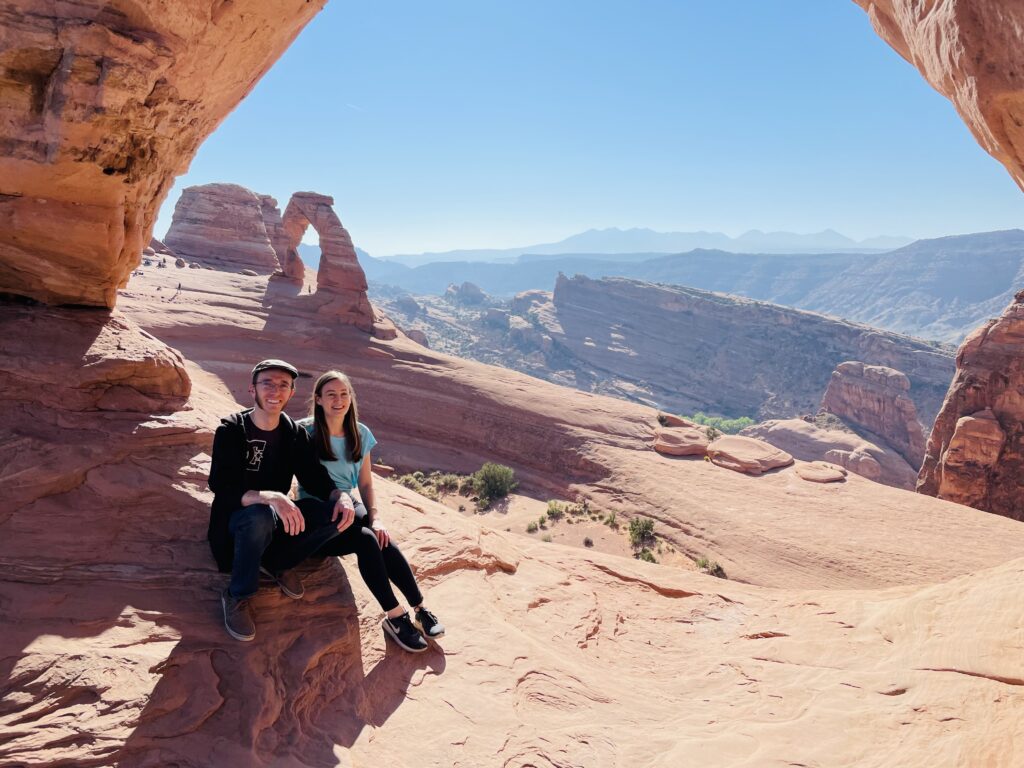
298, 498, 423, 613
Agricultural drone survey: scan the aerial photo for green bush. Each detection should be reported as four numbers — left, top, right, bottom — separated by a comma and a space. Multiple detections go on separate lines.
526, 521, 538, 533
546, 501, 565, 520
636, 549, 657, 563
686, 411, 756, 435
628, 517, 656, 550
605, 511, 617, 528
472, 462, 518, 504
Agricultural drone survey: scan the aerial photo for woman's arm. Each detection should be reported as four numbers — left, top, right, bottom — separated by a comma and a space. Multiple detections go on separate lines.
360, 451, 389, 547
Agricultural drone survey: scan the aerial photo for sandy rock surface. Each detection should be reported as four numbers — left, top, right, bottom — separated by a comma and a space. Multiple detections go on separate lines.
795, 460, 848, 483
653, 425, 709, 456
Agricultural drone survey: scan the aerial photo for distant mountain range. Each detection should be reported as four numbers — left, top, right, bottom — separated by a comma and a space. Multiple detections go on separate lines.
297, 229, 1024, 343
375, 227, 912, 266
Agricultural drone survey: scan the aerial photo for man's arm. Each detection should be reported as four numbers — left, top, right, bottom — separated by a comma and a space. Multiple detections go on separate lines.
208, 423, 246, 512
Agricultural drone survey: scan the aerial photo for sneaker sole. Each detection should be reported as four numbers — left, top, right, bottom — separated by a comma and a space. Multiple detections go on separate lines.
221, 595, 255, 642
381, 619, 429, 653
416, 622, 445, 640
259, 567, 304, 600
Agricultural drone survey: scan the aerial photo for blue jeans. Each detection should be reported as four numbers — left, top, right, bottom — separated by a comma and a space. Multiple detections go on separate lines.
227, 502, 340, 599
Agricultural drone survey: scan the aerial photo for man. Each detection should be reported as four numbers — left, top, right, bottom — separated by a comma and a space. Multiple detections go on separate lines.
208, 359, 355, 641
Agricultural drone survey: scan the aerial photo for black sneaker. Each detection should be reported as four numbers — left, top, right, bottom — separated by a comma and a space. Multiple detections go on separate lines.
260, 565, 304, 599
221, 588, 255, 642
382, 612, 429, 653
415, 607, 445, 639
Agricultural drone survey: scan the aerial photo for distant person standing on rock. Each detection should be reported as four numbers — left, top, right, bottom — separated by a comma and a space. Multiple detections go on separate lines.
296, 369, 445, 653
207, 359, 356, 642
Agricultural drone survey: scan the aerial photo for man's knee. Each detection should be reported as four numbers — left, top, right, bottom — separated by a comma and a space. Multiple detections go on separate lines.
230, 504, 276, 544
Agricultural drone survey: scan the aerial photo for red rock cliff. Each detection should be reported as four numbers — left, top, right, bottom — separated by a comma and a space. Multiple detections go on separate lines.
0, 0, 327, 307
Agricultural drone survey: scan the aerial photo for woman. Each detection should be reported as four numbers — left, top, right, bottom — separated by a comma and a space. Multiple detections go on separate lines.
297, 369, 444, 653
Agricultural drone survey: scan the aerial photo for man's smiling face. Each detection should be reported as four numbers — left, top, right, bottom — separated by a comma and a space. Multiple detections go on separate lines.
249, 369, 295, 416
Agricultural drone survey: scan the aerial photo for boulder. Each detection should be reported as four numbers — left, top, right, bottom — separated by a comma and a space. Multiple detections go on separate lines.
707, 435, 794, 475
653, 426, 710, 456
796, 461, 848, 483
406, 329, 429, 347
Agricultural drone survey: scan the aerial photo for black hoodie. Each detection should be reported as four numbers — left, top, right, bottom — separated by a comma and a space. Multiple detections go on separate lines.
207, 409, 336, 572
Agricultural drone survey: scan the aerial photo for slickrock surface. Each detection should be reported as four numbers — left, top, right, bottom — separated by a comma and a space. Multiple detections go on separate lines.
707, 435, 794, 475
115, 267, 1024, 590
821, 361, 927, 467
854, 0, 1024, 190
919, 291, 1024, 519
545, 274, 953, 422
282, 192, 375, 330
0, 1, 327, 306
164, 184, 281, 273
742, 417, 918, 490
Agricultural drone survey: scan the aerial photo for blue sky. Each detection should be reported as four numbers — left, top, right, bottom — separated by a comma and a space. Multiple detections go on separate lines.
155, 0, 1023, 256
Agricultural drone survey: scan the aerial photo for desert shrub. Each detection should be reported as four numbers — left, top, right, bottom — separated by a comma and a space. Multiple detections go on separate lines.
636, 549, 657, 563
537, 514, 547, 529
434, 473, 462, 492
583, 537, 594, 548
657, 412, 669, 426
687, 411, 755, 435
628, 517, 656, 550
542, 534, 553, 543
705, 426, 721, 441
412, 471, 425, 481
472, 462, 518, 504
605, 511, 617, 528
526, 521, 538, 533
695, 556, 727, 578
546, 501, 565, 520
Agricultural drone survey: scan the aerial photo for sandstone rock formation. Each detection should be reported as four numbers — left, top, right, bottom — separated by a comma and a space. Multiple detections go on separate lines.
919, 291, 1024, 519
445, 281, 487, 305
544, 275, 954, 422
653, 425, 710, 456
821, 361, 927, 467
163, 184, 281, 273
281, 192, 375, 331
258, 194, 289, 267
0, 1, 327, 306
742, 417, 918, 489
707, 435, 794, 476
854, 1, 1024, 192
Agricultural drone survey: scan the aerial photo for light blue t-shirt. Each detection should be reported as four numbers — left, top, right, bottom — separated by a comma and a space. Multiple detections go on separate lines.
297, 418, 377, 500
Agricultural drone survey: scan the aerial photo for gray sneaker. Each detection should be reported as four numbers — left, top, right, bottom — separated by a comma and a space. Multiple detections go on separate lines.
221, 588, 255, 642
260, 565, 304, 599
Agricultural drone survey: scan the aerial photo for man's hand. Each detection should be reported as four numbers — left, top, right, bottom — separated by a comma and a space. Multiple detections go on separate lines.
269, 493, 304, 536
331, 492, 356, 533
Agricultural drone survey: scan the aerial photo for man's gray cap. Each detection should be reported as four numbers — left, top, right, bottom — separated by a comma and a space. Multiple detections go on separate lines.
251, 359, 299, 379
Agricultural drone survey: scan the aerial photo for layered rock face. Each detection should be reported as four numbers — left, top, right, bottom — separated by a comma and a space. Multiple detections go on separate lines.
821, 361, 927, 468
281, 192, 374, 330
163, 184, 281, 273
919, 291, 1024, 519
0, 1, 327, 306
855, 1, 1024, 191
544, 275, 954, 422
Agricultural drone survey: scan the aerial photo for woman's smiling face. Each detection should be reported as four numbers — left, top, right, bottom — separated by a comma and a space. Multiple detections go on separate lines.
317, 378, 352, 418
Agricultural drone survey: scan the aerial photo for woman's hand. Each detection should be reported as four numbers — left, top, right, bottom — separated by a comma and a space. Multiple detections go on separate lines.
331, 492, 356, 532
371, 520, 390, 549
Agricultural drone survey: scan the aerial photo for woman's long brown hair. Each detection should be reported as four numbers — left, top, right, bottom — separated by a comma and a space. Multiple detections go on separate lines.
310, 370, 363, 463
